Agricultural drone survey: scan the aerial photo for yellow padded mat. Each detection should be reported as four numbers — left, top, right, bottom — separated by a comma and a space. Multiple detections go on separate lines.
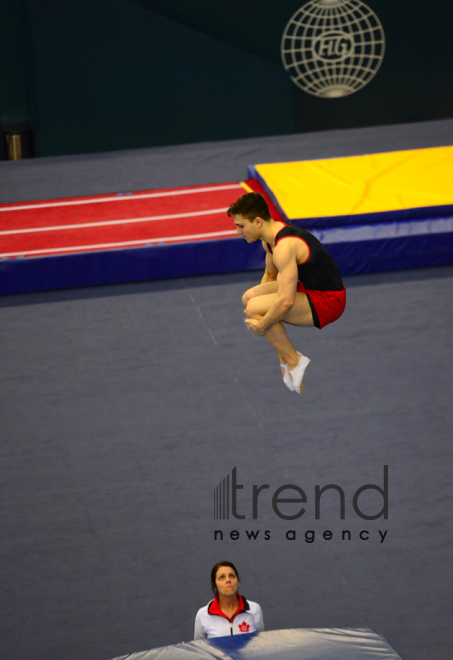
254, 145, 453, 220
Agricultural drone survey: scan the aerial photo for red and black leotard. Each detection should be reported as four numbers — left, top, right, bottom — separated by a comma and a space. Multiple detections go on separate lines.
267, 224, 346, 329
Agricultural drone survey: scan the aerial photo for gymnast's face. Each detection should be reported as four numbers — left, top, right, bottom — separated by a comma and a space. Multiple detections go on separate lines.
234, 215, 261, 242
215, 565, 239, 597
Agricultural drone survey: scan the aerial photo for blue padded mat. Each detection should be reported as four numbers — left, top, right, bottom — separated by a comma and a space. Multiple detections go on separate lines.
108, 628, 404, 660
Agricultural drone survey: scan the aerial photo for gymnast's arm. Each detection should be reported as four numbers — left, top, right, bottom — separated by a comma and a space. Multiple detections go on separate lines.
261, 243, 278, 284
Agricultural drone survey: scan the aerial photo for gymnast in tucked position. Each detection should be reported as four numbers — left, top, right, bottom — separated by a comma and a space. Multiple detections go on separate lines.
228, 192, 346, 393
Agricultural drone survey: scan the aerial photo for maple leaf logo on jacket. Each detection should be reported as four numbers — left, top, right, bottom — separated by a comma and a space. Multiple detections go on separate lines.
238, 621, 250, 632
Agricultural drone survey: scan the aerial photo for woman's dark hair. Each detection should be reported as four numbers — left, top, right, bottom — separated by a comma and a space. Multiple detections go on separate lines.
211, 561, 240, 594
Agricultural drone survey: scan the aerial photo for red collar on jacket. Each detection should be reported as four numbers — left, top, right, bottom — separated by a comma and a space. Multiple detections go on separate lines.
208, 594, 248, 622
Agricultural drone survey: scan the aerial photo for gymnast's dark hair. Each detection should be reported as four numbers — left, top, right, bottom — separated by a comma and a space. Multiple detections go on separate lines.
227, 192, 271, 221
211, 561, 240, 594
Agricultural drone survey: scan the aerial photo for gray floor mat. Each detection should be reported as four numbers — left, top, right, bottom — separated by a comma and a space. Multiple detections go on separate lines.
1, 266, 452, 660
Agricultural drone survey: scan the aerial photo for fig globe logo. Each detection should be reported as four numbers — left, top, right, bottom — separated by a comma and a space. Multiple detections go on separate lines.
281, 0, 385, 98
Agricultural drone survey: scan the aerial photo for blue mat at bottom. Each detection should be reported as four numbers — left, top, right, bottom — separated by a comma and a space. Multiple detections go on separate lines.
308, 216, 453, 276
108, 628, 404, 660
1, 216, 452, 295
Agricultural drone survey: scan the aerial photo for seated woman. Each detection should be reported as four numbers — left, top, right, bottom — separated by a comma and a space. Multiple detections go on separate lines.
194, 561, 264, 639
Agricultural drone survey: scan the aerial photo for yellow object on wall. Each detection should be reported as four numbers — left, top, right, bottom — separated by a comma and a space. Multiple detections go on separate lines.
254, 146, 453, 220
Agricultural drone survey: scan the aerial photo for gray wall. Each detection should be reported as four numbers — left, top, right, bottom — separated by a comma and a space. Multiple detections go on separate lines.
1, 0, 452, 158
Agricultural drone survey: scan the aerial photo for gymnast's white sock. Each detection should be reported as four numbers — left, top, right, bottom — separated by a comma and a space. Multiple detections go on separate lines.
289, 352, 311, 394
281, 363, 294, 391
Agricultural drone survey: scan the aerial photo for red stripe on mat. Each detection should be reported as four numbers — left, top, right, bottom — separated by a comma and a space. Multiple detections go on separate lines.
0, 183, 245, 257
0, 184, 243, 230
0, 179, 281, 259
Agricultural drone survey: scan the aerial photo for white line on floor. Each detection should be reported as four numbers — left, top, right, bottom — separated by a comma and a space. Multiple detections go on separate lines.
0, 207, 228, 235
0, 230, 238, 257
0, 184, 243, 212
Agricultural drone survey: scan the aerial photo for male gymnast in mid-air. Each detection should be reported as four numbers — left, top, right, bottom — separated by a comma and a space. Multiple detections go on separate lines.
227, 192, 346, 393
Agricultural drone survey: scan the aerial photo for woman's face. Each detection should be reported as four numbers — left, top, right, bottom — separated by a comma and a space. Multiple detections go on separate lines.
215, 565, 239, 597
